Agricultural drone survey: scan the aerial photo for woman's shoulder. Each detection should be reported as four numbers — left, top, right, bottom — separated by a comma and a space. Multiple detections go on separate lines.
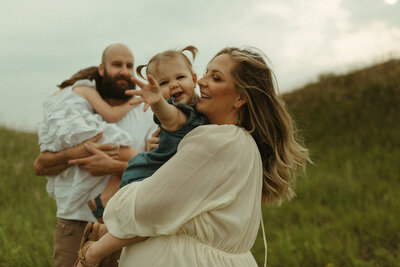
178, 124, 255, 151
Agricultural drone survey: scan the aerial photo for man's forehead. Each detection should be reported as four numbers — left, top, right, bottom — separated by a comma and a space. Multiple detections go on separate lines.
104, 45, 134, 63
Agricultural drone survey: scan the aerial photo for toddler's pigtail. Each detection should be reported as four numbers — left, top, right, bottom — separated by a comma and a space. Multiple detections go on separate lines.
181, 46, 198, 63
136, 65, 148, 80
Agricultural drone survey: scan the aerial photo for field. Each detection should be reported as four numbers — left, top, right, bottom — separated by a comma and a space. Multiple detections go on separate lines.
1, 59, 399, 266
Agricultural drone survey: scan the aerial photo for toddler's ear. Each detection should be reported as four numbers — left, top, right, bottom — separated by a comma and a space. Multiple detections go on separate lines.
192, 73, 197, 84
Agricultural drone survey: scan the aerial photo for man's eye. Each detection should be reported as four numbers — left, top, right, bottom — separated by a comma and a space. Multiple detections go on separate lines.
212, 76, 220, 81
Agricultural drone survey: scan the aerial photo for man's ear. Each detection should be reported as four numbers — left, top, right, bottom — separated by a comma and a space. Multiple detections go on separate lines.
234, 93, 248, 109
98, 64, 104, 77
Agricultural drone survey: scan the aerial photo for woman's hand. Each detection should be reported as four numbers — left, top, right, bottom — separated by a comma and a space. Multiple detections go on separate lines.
146, 127, 161, 152
126, 75, 163, 112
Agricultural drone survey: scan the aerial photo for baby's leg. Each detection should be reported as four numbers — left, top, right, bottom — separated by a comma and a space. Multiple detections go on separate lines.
88, 174, 121, 223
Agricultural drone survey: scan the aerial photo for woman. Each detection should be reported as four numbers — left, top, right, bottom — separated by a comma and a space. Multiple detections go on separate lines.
77, 47, 308, 266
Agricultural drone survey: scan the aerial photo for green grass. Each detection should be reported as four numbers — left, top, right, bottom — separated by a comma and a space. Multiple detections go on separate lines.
1, 59, 400, 266
0, 128, 56, 266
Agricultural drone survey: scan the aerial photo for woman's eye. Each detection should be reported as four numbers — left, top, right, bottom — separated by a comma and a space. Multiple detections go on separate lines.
212, 76, 220, 81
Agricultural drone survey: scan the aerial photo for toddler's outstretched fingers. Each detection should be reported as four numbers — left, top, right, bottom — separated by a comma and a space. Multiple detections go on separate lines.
125, 89, 137, 95
129, 98, 143, 106
143, 103, 150, 112
147, 74, 158, 86
131, 76, 145, 88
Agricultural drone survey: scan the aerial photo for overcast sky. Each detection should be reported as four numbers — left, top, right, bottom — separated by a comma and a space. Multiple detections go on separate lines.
0, 0, 399, 132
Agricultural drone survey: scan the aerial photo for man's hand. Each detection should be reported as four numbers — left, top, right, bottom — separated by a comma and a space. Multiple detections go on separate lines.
145, 127, 161, 152
68, 144, 124, 176
33, 133, 118, 176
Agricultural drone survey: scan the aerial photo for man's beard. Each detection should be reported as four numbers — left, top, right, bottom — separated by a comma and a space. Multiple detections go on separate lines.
98, 69, 136, 100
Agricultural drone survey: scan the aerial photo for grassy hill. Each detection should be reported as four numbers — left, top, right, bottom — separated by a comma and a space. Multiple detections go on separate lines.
1, 59, 399, 266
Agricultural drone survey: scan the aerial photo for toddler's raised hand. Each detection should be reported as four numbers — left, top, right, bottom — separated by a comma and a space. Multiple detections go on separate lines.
126, 75, 163, 112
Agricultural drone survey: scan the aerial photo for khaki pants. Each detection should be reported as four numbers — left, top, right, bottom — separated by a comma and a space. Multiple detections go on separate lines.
53, 218, 121, 267
53, 218, 87, 267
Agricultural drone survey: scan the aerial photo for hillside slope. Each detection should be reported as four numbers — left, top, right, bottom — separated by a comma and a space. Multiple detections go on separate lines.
1, 59, 399, 266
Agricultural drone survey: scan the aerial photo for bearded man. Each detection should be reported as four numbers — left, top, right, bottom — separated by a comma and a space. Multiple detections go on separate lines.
34, 43, 157, 267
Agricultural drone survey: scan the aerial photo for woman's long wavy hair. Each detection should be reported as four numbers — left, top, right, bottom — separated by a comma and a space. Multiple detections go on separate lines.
57, 66, 101, 89
213, 47, 309, 205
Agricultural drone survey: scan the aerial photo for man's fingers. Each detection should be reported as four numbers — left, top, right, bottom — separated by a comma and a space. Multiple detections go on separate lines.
90, 132, 103, 142
95, 143, 117, 151
143, 103, 150, 112
105, 150, 119, 157
84, 144, 105, 155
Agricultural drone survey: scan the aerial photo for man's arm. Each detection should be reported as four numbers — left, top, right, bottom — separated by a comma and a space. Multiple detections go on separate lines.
33, 133, 118, 176
68, 144, 135, 176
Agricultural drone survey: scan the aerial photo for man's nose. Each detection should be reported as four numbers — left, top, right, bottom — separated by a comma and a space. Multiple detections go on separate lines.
119, 65, 130, 76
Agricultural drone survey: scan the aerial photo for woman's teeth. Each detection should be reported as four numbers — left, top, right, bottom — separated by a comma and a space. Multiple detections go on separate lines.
201, 93, 211, 99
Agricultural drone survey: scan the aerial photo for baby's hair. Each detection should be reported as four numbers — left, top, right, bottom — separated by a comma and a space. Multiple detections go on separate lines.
137, 45, 198, 80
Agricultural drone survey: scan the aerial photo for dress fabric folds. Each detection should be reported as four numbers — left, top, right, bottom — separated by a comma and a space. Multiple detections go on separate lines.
104, 124, 263, 266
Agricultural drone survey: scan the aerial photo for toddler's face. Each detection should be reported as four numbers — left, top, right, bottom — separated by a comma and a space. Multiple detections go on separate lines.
153, 57, 196, 105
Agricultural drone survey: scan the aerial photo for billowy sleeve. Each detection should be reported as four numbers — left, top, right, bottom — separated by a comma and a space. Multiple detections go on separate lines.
103, 124, 261, 239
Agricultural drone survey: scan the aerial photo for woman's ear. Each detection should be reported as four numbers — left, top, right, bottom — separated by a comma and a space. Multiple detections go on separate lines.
234, 94, 247, 109
98, 64, 104, 77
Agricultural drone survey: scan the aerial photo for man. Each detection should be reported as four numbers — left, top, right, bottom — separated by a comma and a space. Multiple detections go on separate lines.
34, 43, 157, 267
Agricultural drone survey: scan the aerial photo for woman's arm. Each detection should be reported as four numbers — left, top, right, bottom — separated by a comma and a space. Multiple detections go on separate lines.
77, 233, 147, 266
127, 75, 187, 131
73, 86, 133, 123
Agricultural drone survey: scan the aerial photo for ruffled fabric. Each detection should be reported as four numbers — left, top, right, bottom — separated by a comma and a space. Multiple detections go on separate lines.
38, 86, 133, 222
38, 87, 132, 152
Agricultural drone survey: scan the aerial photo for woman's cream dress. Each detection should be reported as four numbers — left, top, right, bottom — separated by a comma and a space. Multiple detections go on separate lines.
104, 124, 263, 266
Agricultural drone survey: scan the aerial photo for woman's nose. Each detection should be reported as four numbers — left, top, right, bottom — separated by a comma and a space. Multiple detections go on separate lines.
197, 76, 206, 87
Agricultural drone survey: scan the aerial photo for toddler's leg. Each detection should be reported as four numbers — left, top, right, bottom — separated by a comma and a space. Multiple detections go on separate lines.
88, 174, 121, 223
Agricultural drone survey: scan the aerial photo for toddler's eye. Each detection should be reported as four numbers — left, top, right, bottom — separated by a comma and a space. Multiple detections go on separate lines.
177, 75, 185, 80
159, 81, 168, 86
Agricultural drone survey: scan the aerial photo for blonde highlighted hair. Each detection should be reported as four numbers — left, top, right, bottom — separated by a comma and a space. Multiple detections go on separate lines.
213, 47, 309, 205
136, 45, 198, 79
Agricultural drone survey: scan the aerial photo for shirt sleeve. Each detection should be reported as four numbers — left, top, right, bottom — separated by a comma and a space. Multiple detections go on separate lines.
103, 124, 260, 239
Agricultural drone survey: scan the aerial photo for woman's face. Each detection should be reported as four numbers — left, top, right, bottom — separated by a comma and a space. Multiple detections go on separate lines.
197, 53, 241, 125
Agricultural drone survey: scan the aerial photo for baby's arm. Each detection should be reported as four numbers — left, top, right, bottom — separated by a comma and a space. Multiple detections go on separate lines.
73, 86, 132, 123
127, 75, 187, 131
80, 233, 147, 266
